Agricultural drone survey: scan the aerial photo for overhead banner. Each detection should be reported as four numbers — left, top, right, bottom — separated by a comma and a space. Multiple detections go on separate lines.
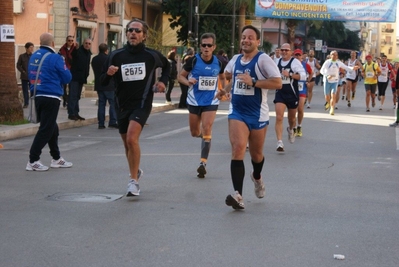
255, 0, 397, 22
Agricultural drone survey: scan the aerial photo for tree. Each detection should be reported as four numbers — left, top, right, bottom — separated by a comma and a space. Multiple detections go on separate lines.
0, 2, 24, 123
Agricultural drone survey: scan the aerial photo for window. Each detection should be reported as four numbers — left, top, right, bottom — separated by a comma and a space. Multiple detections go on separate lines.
76, 28, 92, 46
107, 31, 119, 52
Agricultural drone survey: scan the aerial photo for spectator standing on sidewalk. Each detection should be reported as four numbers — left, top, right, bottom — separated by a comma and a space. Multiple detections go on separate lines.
16, 42, 34, 108
217, 25, 282, 210
26, 33, 73, 171
165, 50, 178, 105
101, 19, 170, 196
58, 35, 77, 108
178, 48, 194, 109
68, 38, 92, 121
91, 43, 118, 129
177, 32, 226, 179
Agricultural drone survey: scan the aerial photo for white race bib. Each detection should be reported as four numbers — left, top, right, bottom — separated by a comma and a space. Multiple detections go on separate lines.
298, 82, 304, 91
121, 63, 146, 82
233, 79, 254, 96
198, 76, 217, 90
366, 71, 374, 78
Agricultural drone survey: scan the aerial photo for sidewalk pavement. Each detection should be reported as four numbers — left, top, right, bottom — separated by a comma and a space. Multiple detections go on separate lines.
0, 86, 183, 142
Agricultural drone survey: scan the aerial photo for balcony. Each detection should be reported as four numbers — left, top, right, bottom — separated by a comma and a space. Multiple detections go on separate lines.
381, 27, 394, 33
127, 0, 162, 7
381, 40, 393, 46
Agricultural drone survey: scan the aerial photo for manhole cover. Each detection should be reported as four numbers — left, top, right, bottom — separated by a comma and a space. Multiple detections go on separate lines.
48, 193, 123, 203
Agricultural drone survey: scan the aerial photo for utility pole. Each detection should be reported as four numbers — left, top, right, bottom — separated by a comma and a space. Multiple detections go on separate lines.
142, 0, 147, 23
188, 0, 193, 47
231, 0, 236, 57
194, 0, 199, 50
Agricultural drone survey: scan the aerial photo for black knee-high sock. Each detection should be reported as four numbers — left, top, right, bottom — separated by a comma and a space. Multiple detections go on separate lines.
200, 138, 211, 162
231, 160, 245, 195
251, 157, 264, 180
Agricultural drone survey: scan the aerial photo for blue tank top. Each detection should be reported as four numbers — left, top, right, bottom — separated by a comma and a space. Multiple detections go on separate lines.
231, 52, 265, 116
187, 54, 221, 106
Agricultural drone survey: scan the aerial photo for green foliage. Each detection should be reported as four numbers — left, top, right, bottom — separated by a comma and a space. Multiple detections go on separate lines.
163, 0, 240, 56
261, 41, 273, 53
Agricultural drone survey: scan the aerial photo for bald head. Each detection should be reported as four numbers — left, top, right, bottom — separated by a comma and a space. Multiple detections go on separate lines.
40, 33, 54, 47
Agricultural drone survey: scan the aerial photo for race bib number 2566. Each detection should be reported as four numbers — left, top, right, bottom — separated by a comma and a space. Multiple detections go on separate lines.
121, 62, 146, 82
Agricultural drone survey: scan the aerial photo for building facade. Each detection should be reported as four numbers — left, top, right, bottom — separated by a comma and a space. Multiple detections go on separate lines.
13, 0, 165, 81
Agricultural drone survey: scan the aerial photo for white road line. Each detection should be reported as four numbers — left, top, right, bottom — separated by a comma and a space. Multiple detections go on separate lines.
146, 116, 227, 139
58, 141, 101, 151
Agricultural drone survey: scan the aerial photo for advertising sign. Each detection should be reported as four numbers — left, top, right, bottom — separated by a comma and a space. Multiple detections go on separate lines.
255, 0, 397, 22
0, 25, 15, 42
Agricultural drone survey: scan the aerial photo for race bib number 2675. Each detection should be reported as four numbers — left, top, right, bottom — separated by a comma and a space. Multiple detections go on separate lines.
121, 62, 146, 82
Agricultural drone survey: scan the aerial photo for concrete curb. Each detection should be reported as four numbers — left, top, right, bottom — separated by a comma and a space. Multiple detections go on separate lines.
0, 103, 178, 142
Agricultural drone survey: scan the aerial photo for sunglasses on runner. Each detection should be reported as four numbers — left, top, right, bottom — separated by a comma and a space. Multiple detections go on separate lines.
127, 28, 143, 33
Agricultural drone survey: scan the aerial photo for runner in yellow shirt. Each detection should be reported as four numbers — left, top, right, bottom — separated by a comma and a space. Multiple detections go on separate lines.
362, 55, 381, 112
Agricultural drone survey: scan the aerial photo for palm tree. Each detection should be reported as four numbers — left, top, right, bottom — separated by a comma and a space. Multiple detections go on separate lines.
0, 1, 24, 123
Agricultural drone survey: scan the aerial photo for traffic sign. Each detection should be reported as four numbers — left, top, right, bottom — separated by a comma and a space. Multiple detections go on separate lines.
322, 45, 327, 53
315, 39, 322, 51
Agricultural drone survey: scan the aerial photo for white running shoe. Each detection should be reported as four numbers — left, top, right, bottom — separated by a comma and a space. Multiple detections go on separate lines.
251, 172, 265, 199
127, 179, 140, 196
26, 161, 49, 171
276, 140, 284, 152
287, 127, 295, 143
50, 157, 73, 168
225, 191, 245, 210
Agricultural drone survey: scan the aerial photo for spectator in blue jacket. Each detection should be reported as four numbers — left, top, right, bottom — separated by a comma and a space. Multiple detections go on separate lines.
26, 32, 73, 171
91, 43, 118, 129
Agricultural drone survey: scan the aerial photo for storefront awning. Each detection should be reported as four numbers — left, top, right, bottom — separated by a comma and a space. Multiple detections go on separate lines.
74, 19, 97, 29
107, 23, 123, 32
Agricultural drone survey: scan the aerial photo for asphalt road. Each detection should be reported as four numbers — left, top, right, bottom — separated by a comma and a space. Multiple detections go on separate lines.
1, 85, 398, 267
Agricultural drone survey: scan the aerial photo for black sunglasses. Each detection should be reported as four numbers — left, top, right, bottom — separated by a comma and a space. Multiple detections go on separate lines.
280, 49, 290, 52
294, 54, 301, 56
127, 28, 143, 33
201, 43, 213, 48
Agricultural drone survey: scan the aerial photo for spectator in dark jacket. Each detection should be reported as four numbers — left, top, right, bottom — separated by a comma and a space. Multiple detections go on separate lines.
26, 32, 72, 171
91, 43, 117, 129
178, 48, 195, 109
16, 42, 34, 108
165, 50, 178, 104
58, 35, 77, 107
68, 38, 92, 121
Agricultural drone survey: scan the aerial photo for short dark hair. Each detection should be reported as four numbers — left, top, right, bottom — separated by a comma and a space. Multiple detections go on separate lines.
167, 51, 176, 60
241, 25, 260, 40
24, 42, 34, 49
200, 33, 216, 44
126, 18, 149, 35
65, 35, 73, 41
98, 43, 108, 53
217, 49, 225, 56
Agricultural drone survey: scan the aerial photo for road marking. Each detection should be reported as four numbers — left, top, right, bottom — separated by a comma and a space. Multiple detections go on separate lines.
146, 116, 227, 139
58, 140, 101, 151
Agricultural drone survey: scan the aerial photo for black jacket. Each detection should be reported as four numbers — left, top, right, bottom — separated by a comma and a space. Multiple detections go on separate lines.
70, 45, 91, 83
16, 52, 32, 80
91, 52, 114, 91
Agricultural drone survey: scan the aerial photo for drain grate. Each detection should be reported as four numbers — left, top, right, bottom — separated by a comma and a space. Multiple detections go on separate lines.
47, 193, 123, 203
